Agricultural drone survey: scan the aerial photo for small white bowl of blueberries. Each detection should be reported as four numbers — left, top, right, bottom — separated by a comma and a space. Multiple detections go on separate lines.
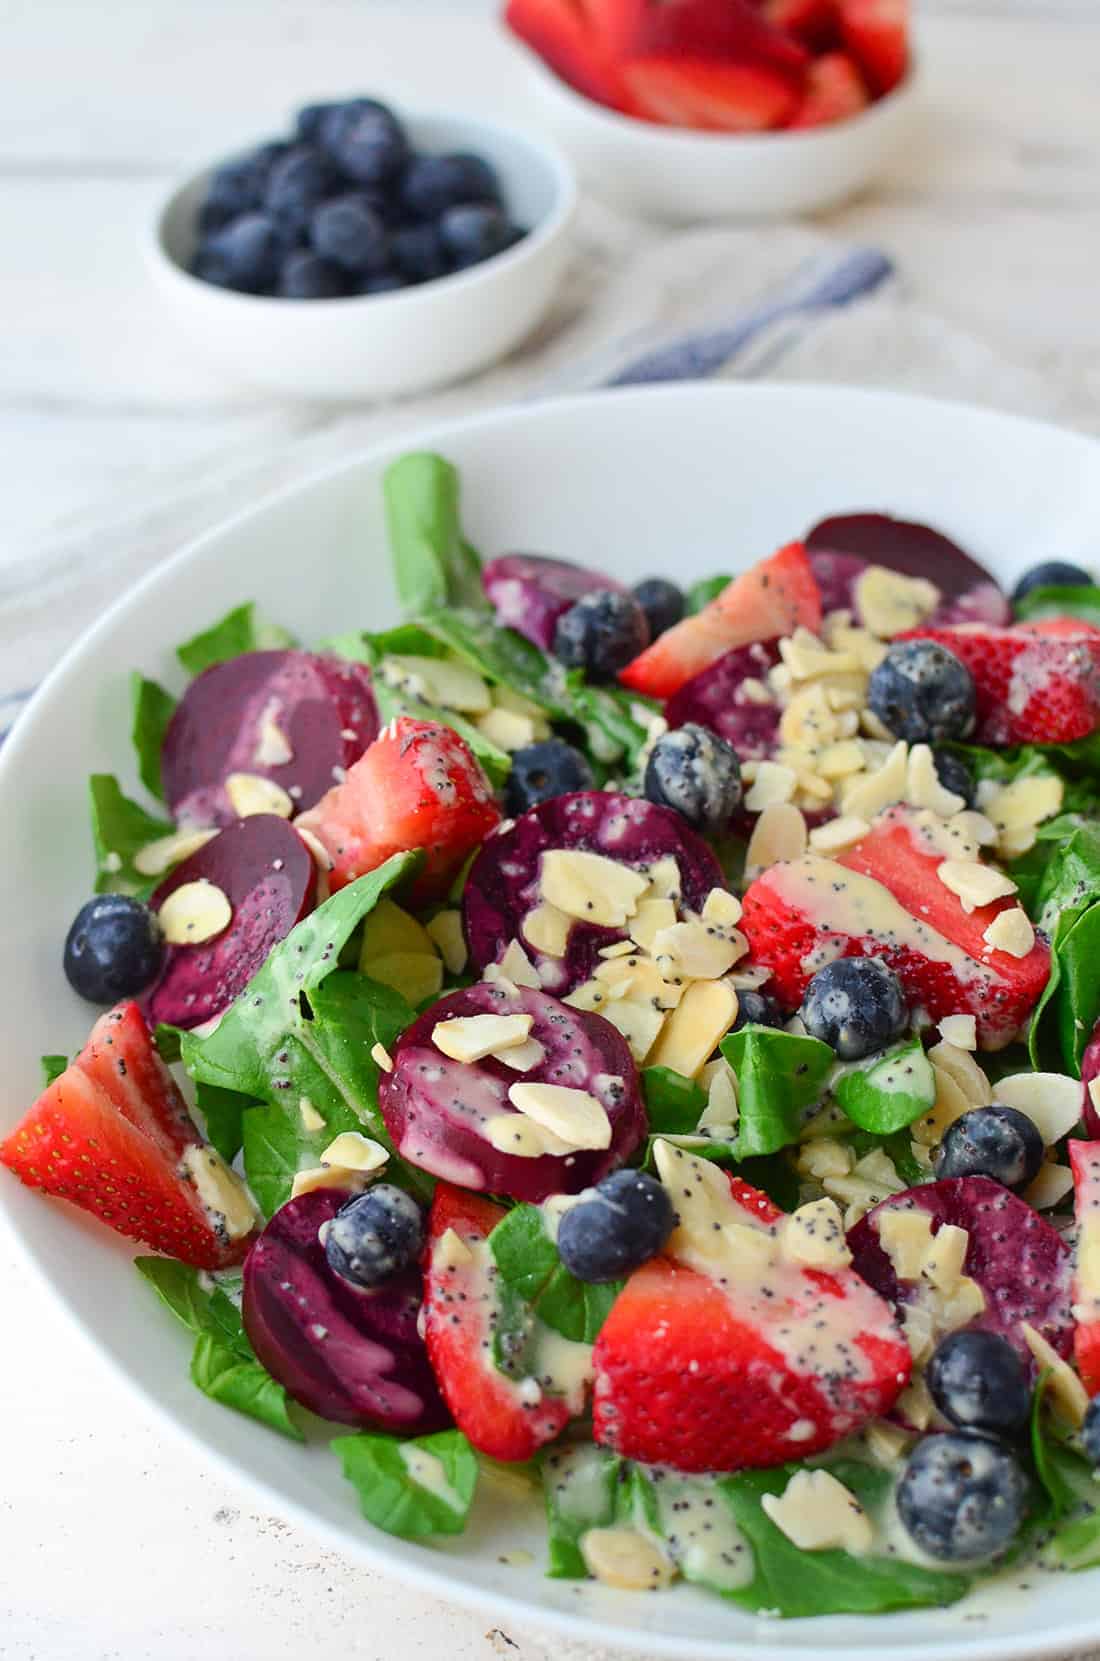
146, 97, 577, 401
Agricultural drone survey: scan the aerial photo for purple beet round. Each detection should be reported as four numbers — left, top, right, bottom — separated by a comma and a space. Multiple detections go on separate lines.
806, 514, 1011, 628
1082, 1018, 1100, 1136
481, 554, 627, 651
163, 650, 379, 827
847, 1176, 1073, 1367
379, 980, 646, 1201
463, 790, 726, 996
242, 1187, 449, 1432
664, 640, 781, 762
144, 814, 316, 1029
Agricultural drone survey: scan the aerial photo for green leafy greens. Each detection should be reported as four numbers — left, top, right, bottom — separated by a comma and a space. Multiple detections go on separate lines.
384, 452, 486, 616
833, 1038, 936, 1135
88, 773, 172, 897
176, 602, 294, 677
720, 1024, 834, 1158
332, 1428, 479, 1538
129, 673, 176, 801
489, 1203, 622, 1345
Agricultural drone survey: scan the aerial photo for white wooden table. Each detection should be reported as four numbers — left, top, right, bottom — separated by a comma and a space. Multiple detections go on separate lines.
2, 4, 1099, 1657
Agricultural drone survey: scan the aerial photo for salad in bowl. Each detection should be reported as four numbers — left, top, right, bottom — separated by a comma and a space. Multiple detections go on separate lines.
8, 445, 1100, 1619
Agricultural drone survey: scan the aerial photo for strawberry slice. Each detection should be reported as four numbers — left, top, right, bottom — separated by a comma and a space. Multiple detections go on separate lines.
619, 541, 822, 698
297, 716, 501, 902
760, 0, 839, 47
504, 0, 636, 109
900, 624, 1100, 746
787, 50, 870, 127
0, 1003, 254, 1269
623, 0, 810, 70
740, 807, 1050, 1048
837, 0, 908, 95
592, 1154, 909, 1471
621, 55, 802, 129
1070, 1141, 1100, 1395
422, 1185, 574, 1461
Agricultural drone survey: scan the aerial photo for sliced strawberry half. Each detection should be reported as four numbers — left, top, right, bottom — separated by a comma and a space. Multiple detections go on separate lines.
740, 805, 1050, 1048
621, 56, 802, 129
623, 0, 810, 70
619, 541, 822, 699
504, 0, 637, 109
592, 1154, 909, 1472
1070, 1141, 1100, 1395
297, 716, 501, 902
899, 623, 1100, 747
787, 50, 870, 127
0, 1003, 254, 1268
837, 0, 908, 95
760, 0, 839, 48
422, 1185, 574, 1461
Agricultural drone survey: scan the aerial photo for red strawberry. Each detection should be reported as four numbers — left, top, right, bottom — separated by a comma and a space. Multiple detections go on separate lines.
1070, 1141, 1100, 1395
740, 805, 1051, 1048
422, 1184, 574, 1461
592, 1160, 909, 1471
621, 0, 810, 72
619, 541, 822, 698
504, 0, 637, 109
0, 1003, 253, 1269
760, 0, 839, 47
787, 50, 870, 127
900, 624, 1100, 747
297, 716, 501, 901
621, 56, 802, 129
837, 0, 908, 95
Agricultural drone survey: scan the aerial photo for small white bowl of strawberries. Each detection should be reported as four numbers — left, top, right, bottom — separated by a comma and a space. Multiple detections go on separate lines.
504, 0, 919, 222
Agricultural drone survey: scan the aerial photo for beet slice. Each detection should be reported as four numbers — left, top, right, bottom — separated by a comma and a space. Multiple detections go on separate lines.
806, 514, 1011, 627
242, 1187, 449, 1432
1082, 1018, 1100, 1136
380, 980, 646, 1202
463, 790, 725, 996
481, 553, 627, 650
144, 814, 316, 1029
162, 650, 379, 827
664, 640, 781, 762
847, 1176, 1073, 1367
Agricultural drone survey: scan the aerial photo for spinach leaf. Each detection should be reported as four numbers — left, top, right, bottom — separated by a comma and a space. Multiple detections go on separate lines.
332, 1427, 478, 1538
833, 1038, 935, 1135
1030, 1370, 1090, 1521
129, 672, 176, 801
1045, 1509, 1100, 1570
1028, 820, 1100, 1071
489, 1203, 622, 1345
383, 452, 486, 616
176, 602, 293, 677
40, 1054, 67, 1086
135, 1257, 301, 1440
1053, 905, 1100, 1074
642, 1066, 707, 1135
686, 575, 731, 614
153, 1023, 184, 1064
720, 1025, 834, 1158
195, 1080, 259, 1166
1016, 585, 1100, 627
540, 1444, 623, 1578
848, 1128, 927, 1188
88, 773, 172, 897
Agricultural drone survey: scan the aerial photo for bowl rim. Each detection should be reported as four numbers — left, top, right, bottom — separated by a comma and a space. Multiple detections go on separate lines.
514, 36, 920, 149
144, 105, 578, 312
5, 380, 1100, 1661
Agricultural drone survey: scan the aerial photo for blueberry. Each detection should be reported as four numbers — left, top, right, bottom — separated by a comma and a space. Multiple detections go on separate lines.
867, 640, 976, 745
896, 1432, 1028, 1562
295, 101, 342, 143
319, 98, 408, 185
400, 152, 500, 221
63, 895, 163, 1004
932, 748, 976, 808
632, 578, 684, 641
390, 223, 450, 283
438, 203, 514, 269
732, 989, 785, 1032
264, 144, 338, 235
644, 723, 742, 834
553, 590, 650, 683
310, 193, 390, 274
926, 1330, 1031, 1438
199, 144, 285, 234
277, 249, 347, 299
1012, 561, 1094, 604
324, 1183, 423, 1289
1083, 1396, 1100, 1466
504, 739, 594, 816
800, 956, 908, 1060
194, 212, 283, 293
557, 1170, 675, 1284
936, 1105, 1044, 1192
354, 270, 408, 296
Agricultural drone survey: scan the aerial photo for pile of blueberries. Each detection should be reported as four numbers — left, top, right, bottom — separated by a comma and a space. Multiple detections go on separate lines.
191, 97, 527, 299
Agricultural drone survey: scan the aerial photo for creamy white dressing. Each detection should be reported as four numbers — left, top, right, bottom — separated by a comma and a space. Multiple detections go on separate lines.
543, 1444, 616, 1528
649, 1473, 755, 1592
398, 1445, 464, 1513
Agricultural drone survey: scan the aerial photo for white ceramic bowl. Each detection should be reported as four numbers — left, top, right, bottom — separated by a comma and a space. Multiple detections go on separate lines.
144, 111, 577, 401
515, 44, 920, 222
4, 384, 1100, 1660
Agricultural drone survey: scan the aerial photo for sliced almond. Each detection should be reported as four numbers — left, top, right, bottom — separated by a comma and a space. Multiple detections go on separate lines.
840, 740, 909, 820
370, 1042, 393, 1073
921, 1223, 969, 1294
595, 996, 667, 1065
906, 743, 965, 817
484, 1114, 573, 1158
253, 707, 294, 768
384, 654, 492, 714
486, 940, 541, 990
701, 888, 742, 929
476, 706, 537, 751
817, 740, 866, 781
647, 979, 738, 1079
937, 859, 1017, 912
912, 1063, 973, 1148
744, 802, 808, 875
320, 1132, 389, 1174
652, 920, 740, 981
522, 902, 572, 958
493, 1037, 545, 1072
797, 1138, 854, 1180
876, 1209, 934, 1281
628, 896, 677, 954
433, 1013, 534, 1064
434, 1226, 474, 1269
983, 907, 1036, 958
224, 771, 294, 819
644, 856, 682, 903
782, 1198, 851, 1271
133, 827, 218, 878
699, 1058, 739, 1132
938, 1014, 977, 1051
994, 1072, 1082, 1145
926, 1041, 992, 1108
507, 1081, 611, 1150
744, 761, 798, 813
1025, 1161, 1075, 1210
426, 910, 467, 976
598, 939, 637, 960
180, 1146, 256, 1240
299, 1097, 325, 1132
540, 849, 648, 928
761, 1470, 872, 1556
158, 879, 232, 945
855, 566, 939, 639
982, 774, 1064, 835
808, 815, 870, 855
581, 1527, 675, 1591
1022, 1321, 1089, 1427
